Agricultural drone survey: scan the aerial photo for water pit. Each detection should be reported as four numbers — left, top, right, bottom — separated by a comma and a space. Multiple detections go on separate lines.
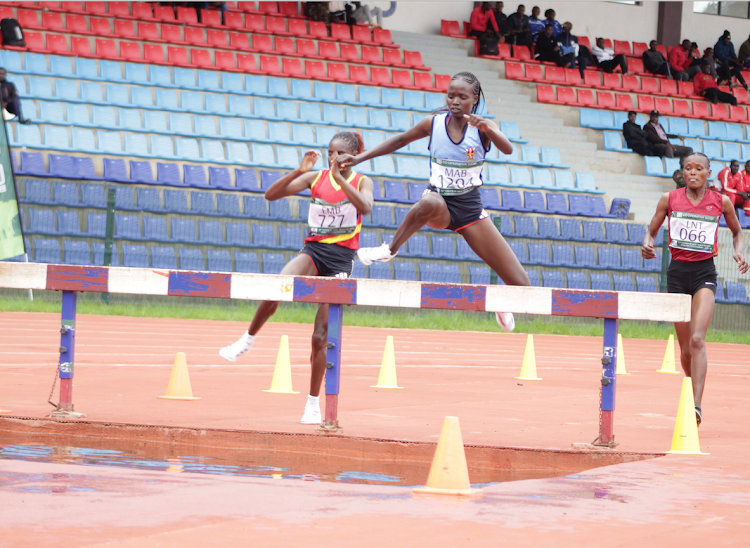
0, 417, 662, 487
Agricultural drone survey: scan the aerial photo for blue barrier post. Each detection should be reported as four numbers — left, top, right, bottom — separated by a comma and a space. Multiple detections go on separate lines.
52, 290, 85, 418
595, 317, 619, 447
319, 303, 343, 433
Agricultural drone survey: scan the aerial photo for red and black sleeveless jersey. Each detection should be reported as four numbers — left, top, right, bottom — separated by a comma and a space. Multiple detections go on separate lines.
667, 187, 722, 262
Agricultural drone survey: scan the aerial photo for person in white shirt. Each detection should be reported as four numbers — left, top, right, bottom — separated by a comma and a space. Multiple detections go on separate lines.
591, 37, 628, 74
348, 2, 383, 27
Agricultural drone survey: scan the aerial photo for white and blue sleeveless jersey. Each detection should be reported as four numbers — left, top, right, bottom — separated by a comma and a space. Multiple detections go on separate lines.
428, 112, 490, 195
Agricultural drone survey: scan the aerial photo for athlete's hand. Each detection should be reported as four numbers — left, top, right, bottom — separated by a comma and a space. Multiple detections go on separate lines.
464, 113, 493, 133
336, 153, 361, 168
299, 150, 321, 173
329, 151, 341, 176
734, 253, 749, 274
641, 243, 657, 260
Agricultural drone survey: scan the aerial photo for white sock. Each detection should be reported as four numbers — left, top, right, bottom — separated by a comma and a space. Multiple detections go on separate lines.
241, 332, 256, 346
306, 395, 320, 408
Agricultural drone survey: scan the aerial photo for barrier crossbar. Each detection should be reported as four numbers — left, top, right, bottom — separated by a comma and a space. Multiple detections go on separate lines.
0, 263, 692, 445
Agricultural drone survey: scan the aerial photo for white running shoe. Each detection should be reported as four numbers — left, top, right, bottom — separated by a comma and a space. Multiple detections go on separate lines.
219, 332, 255, 362
301, 405, 321, 425
357, 242, 397, 266
495, 312, 516, 332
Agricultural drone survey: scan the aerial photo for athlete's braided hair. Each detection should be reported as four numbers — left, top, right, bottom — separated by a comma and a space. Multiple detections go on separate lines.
682, 151, 710, 168
451, 71, 485, 114
331, 131, 365, 154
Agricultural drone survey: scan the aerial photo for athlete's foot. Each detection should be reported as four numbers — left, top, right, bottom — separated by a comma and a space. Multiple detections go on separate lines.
495, 312, 516, 332
301, 395, 321, 425
357, 243, 397, 266
695, 405, 702, 427
219, 332, 256, 362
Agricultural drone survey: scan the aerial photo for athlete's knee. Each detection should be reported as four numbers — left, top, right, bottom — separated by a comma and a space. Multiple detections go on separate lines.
416, 192, 444, 215
311, 327, 328, 350
689, 333, 706, 352
502, 269, 531, 287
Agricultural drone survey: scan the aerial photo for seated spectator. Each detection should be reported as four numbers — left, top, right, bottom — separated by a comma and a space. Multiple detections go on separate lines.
716, 160, 746, 210
673, 169, 686, 189
195, 2, 227, 24
493, 2, 510, 39
534, 24, 570, 68
695, 47, 720, 78
714, 31, 748, 90
0, 68, 29, 124
739, 33, 750, 68
347, 2, 383, 28
469, 2, 499, 40
668, 39, 702, 81
740, 160, 750, 211
693, 62, 738, 106
557, 22, 589, 77
591, 37, 628, 74
543, 9, 562, 36
644, 110, 693, 159
643, 40, 671, 77
507, 4, 532, 48
623, 110, 657, 157
305, 2, 330, 22
329, 1, 347, 23
528, 6, 545, 43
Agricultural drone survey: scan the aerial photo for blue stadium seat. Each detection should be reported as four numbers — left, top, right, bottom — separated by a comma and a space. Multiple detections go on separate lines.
551, 244, 574, 266
209, 167, 233, 189
33, 238, 61, 263
179, 248, 205, 271
457, 239, 480, 261
613, 274, 635, 292
226, 222, 251, 246
525, 269, 540, 286
16, 126, 43, 149
590, 273, 612, 290
603, 131, 631, 152
513, 216, 536, 237
597, 247, 620, 270
367, 205, 394, 227
171, 219, 198, 242
707, 121, 727, 141
499, 121, 529, 143
530, 169, 554, 190
151, 246, 177, 270
566, 271, 588, 289
27, 208, 55, 234
48, 155, 75, 179
725, 281, 749, 303
207, 249, 232, 272
500, 190, 532, 212
369, 262, 393, 280
216, 194, 241, 217
130, 161, 154, 183
579, 108, 602, 129
394, 206, 409, 225
542, 270, 564, 288
164, 190, 190, 213
643, 250, 663, 272
57, 211, 82, 235
235, 169, 259, 191
262, 252, 286, 274
406, 182, 424, 203
86, 213, 106, 237
644, 156, 665, 177
143, 216, 169, 242
115, 214, 141, 240
404, 235, 429, 257
715, 280, 728, 303
122, 244, 149, 268
626, 224, 647, 245
469, 266, 490, 285
157, 162, 182, 185
383, 180, 409, 203
487, 163, 511, 186
604, 222, 628, 243
432, 236, 455, 258
136, 188, 162, 212
523, 191, 548, 212
191, 191, 216, 215
360, 232, 379, 248
560, 219, 584, 241
527, 242, 551, 265
569, 195, 593, 217
582, 221, 606, 241
479, 188, 502, 210
235, 251, 260, 273
63, 240, 90, 265
24, 180, 53, 204
574, 246, 596, 268
260, 170, 281, 191
554, 171, 575, 190
620, 249, 642, 271
546, 193, 570, 215
244, 196, 269, 218
269, 198, 295, 221
252, 224, 278, 248
702, 140, 725, 161
103, 158, 130, 182
278, 226, 303, 249
726, 124, 746, 143
509, 166, 532, 187
325, 104, 347, 124
636, 276, 657, 292
537, 217, 560, 239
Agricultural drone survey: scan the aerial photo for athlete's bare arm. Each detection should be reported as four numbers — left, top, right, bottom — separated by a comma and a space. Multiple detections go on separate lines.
721, 195, 749, 273
642, 192, 670, 259
464, 114, 514, 155
329, 151, 374, 215
265, 150, 320, 201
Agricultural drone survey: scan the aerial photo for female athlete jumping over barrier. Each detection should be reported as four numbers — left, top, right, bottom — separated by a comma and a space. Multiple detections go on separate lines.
337, 71, 529, 331
642, 152, 748, 426
219, 132, 374, 425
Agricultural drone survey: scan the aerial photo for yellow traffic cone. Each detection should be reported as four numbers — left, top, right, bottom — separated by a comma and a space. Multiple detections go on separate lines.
263, 335, 299, 394
0, 406, 11, 414
616, 333, 629, 375
158, 352, 201, 400
413, 416, 482, 497
515, 334, 541, 380
372, 336, 403, 389
669, 377, 709, 455
657, 334, 680, 374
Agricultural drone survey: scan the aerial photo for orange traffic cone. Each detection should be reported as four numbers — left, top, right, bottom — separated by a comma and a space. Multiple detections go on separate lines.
413, 416, 482, 498
158, 352, 201, 400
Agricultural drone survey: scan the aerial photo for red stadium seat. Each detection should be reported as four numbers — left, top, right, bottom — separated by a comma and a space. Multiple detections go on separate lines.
383, 48, 406, 67
274, 37, 296, 56
654, 97, 672, 113
136, 22, 161, 42
309, 21, 330, 40
511, 45, 533, 62
112, 19, 136, 39
504, 62, 526, 81
131, 3, 156, 21
108, 2, 132, 18
600, 72, 621, 90
238, 2, 260, 13
564, 68, 581, 84
201, 9, 222, 27
582, 70, 602, 87
85, 2, 107, 15
120, 41, 142, 62
673, 100, 691, 118
160, 24, 183, 44
340, 44, 361, 63
328, 63, 351, 83
253, 34, 273, 52
404, 51, 428, 70
40, 11, 64, 31
225, 11, 244, 29
637, 95, 655, 113
144, 44, 167, 64
331, 23, 355, 43
414, 72, 433, 90
730, 105, 748, 122
191, 48, 212, 68
691, 100, 710, 119
373, 28, 396, 48
229, 32, 252, 50
297, 40, 321, 59
258, 1, 279, 14
237, 53, 262, 73
362, 46, 385, 65
640, 77, 659, 95
280, 2, 303, 18
632, 42, 648, 58
288, 19, 308, 37
70, 36, 92, 56
392, 70, 418, 90
266, 16, 291, 35
545, 66, 566, 84
46, 34, 69, 55
523, 64, 544, 82
215, 51, 237, 71
167, 46, 190, 67
19, 32, 45, 52
709, 103, 730, 121
495, 43, 511, 59
207, 29, 228, 48
597, 91, 615, 109
282, 57, 308, 78
176, 6, 201, 26
154, 5, 176, 22
435, 74, 451, 92
578, 36, 591, 49
0, 8, 12, 21
305, 61, 332, 81
577, 89, 599, 108
319, 41, 338, 59
58, 2, 86, 14
614, 40, 631, 56
350, 65, 370, 84
260, 55, 284, 76
656, 44, 667, 57
17, 9, 40, 30
733, 87, 749, 105
71, 15, 97, 35
658, 79, 677, 97
615, 93, 634, 111
245, 14, 268, 33
352, 25, 375, 45
629, 58, 646, 75
441, 20, 463, 37
622, 74, 640, 92
95, 39, 119, 60
184, 27, 206, 46
677, 81, 697, 98
536, 85, 557, 104
600, 38, 613, 49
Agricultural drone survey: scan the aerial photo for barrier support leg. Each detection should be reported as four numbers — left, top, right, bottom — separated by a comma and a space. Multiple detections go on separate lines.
317, 303, 343, 434
50, 290, 86, 419
594, 317, 618, 448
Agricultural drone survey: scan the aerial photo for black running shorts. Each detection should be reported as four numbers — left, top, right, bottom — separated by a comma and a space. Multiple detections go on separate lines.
299, 240, 355, 278
667, 257, 717, 296
425, 186, 488, 232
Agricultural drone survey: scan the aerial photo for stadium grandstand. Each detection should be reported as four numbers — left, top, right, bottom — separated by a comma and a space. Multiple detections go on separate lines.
2, 0, 748, 309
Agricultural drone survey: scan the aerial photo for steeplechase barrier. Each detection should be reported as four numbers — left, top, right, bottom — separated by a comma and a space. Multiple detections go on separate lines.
0, 262, 692, 447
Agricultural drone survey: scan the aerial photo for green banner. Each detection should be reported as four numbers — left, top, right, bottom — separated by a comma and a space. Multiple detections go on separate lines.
0, 119, 25, 261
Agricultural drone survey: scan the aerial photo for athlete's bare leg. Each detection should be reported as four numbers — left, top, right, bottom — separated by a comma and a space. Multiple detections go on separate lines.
387, 192, 451, 253
673, 287, 715, 412
248, 254, 317, 336
309, 304, 328, 397
460, 217, 530, 286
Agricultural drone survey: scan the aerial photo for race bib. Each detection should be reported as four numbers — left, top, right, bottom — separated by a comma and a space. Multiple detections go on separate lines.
430, 158, 483, 195
308, 198, 358, 236
669, 212, 718, 254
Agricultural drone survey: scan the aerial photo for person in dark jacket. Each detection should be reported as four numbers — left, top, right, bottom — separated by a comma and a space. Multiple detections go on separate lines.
506, 4, 532, 48
642, 40, 671, 77
534, 24, 570, 67
0, 68, 29, 124
714, 31, 748, 89
644, 110, 693, 158
623, 111, 656, 156
557, 22, 588, 77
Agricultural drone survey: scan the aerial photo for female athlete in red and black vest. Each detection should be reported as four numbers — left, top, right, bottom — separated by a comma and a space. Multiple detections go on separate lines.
219, 132, 374, 425
642, 152, 748, 425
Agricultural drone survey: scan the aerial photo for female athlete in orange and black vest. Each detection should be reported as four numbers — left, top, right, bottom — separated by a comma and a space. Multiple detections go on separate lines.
219, 132, 374, 425
642, 152, 748, 426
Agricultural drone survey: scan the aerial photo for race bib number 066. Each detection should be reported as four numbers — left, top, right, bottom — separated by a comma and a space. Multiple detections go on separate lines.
669, 211, 718, 254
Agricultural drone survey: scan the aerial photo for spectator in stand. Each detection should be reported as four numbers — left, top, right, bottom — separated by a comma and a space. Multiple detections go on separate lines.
528, 6, 545, 43
195, 2, 227, 24
534, 24, 570, 68
714, 31, 748, 89
329, 1, 347, 23
305, 2, 330, 22
668, 39, 702, 81
740, 160, 750, 211
469, 2, 499, 41
0, 68, 29, 124
693, 62, 738, 106
738, 34, 750, 68
673, 169, 686, 189
506, 4, 532, 48
716, 160, 746, 211
696, 47, 720, 78
643, 40, 671, 77
645, 110, 693, 159
623, 110, 656, 157
346, 2, 383, 28
543, 9, 562, 36
591, 37, 628, 74
557, 22, 589, 77
493, 2, 510, 39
